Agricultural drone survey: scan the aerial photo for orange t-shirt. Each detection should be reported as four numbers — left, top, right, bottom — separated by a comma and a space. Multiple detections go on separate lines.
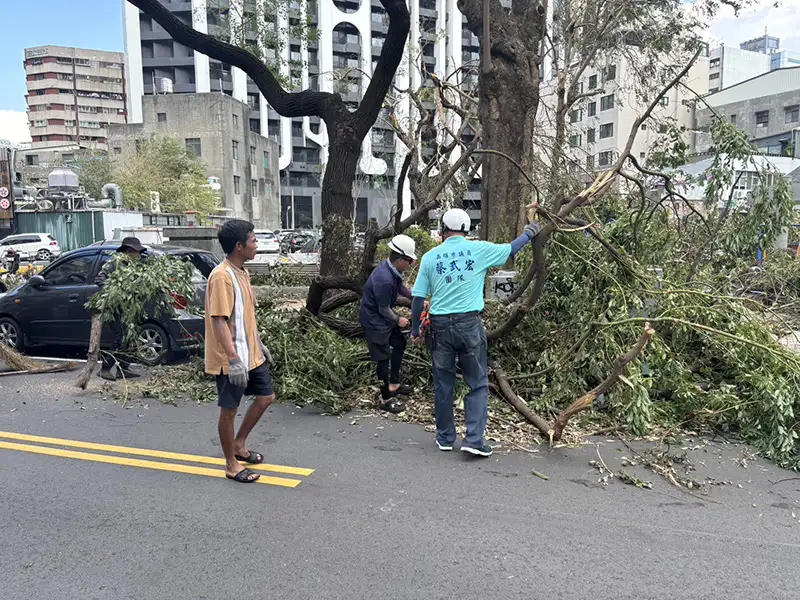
204, 260, 265, 375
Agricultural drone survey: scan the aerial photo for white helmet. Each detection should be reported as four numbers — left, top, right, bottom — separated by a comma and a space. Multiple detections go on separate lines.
441, 208, 471, 234
387, 234, 417, 260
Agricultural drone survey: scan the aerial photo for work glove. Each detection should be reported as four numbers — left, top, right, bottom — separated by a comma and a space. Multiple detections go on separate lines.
260, 338, 274, 367
228, 356, 249, 388
524, 221, 542, 238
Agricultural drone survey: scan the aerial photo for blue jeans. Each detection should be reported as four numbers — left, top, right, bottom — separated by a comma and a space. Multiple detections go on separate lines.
429, 314, 489, 448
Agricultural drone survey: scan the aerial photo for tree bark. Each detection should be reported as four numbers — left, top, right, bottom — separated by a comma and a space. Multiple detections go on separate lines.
129, 0, 410, 277
458, 0, 545, 242
75, 314, 103, 390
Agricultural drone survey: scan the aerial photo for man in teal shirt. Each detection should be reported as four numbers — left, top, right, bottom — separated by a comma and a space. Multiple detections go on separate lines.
411, 208, 540, 457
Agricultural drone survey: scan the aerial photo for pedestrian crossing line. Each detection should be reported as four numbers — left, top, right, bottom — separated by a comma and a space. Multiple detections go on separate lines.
0, 440, 303, 487
0, 430, 313, 476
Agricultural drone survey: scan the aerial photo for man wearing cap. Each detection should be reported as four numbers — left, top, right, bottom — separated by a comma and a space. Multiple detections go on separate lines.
411, 207, 540, 457
359, 234, 417, 413
94, 236, 146, 380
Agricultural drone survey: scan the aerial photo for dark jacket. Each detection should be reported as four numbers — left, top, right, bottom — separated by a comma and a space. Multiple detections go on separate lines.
359, 260, 411, 331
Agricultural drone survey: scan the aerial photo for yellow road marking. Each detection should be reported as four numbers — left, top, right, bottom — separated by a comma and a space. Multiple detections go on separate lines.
0, 441, 302, 487
0, 431, 313, 476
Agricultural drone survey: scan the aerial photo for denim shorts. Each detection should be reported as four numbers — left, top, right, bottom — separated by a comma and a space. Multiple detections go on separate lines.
215, 362, 274, 409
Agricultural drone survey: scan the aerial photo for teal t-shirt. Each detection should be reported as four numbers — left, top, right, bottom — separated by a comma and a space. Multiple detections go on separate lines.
411, 236, 512, 315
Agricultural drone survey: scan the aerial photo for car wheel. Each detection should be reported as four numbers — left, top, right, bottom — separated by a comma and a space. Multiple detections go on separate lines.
0, 317, 24, 350
36, 249, 53, 261
135, 323, 171, 365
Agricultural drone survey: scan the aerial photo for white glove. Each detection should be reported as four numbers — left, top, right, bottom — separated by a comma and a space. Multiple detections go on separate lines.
228, 356, 249, 388
260, 338, 274, 366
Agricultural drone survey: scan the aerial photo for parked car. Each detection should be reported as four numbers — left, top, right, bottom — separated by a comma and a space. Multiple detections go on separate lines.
280, 230, 315, 253
255, 230, 280, 254
0, 243, 219, 364
0, 233, 61, 261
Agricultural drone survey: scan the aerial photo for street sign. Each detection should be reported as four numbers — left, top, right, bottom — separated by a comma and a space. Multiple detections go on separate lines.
0, 186, 8, 198
0, 199, 9, 210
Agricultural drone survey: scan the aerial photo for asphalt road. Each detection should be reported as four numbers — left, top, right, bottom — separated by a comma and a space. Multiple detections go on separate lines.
1, 372, 799, 600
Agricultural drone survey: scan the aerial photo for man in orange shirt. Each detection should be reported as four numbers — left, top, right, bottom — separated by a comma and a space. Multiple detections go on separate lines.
205, 219, 274, 483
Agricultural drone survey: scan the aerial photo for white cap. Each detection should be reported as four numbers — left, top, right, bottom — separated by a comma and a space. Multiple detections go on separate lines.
441, 208, 471, 234
387, 234, 417, 260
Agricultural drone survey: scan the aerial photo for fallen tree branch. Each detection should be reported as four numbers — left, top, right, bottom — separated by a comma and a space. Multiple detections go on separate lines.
75, 313, 103, 389
490, 324, 655, 442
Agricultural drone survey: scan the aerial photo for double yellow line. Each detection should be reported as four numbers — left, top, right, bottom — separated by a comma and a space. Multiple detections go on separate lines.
0, 431, 313, 488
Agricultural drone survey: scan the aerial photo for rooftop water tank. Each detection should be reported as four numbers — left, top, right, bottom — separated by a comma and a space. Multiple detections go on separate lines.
48, 167, 80, 192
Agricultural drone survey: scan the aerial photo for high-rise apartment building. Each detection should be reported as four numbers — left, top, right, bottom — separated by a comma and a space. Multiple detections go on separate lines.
740, 34, 780, 55
556, 54, 710, 179
123, 0, 481, 229
24, 46, 127, 156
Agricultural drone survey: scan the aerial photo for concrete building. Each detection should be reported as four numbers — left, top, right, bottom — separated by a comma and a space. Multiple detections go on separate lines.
708, 45, 770, 93
695, 67, 800, 156
740, 34, 780, 55
122, 0, 482, 229
23, 46, 127, 157
557, 53, 710, 176
107, 93, 281, 229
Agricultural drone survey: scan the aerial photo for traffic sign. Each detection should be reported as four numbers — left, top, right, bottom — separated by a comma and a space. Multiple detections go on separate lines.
0, 186, 8, 198
0, 198, 9, 210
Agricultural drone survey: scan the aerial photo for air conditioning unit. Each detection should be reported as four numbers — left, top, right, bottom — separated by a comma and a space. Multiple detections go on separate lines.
149, 191, 161, 214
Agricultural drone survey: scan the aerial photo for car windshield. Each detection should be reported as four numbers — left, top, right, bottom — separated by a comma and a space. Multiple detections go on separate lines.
256, 233, 276, 240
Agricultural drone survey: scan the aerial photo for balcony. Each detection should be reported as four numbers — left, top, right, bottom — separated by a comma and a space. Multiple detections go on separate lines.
25, 63, 73, 76
142, 55, 195, 68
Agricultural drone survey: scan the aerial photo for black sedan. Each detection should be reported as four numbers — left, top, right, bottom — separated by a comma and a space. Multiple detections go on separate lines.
0, 242, 218, 364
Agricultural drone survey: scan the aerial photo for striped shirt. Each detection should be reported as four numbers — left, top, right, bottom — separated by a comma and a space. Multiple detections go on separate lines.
204, 260, 265, 375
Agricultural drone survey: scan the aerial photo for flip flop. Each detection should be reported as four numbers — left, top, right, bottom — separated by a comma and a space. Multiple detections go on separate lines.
235, 451, 264, 464
226, 468, 260, 483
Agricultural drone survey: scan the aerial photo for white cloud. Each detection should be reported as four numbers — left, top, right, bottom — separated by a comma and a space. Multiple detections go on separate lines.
0, 110, 31, 145
707, 0, 800, 51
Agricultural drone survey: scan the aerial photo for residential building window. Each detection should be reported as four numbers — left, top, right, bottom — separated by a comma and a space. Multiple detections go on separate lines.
263, 151, 270, 169
785, 105, 799, 124
730, 114, 737, 124
247, 93, 258, 109
586, 155, 594, 170
233, 113, 239, 126
641, 124, 647, 130
26, 154, 39, 166
234, 176, 241, 195
709, 73, 720, 80
588, 74, 598, 89
250, 146, 256, 164
569, 134, 582, 147
639, 152, 646, 159
599, 123, 614, 139
710, 57, 720, 67
570, 109, 582, 123
185, 138, 202, 156
604, 64, 616, 81
756, 110, 769, 128
587, 128, 596, 143
600, 94, 615, 111
249, 118, 261, 134
587, 101, 597, 117
232, 140, 239, 160
598, 151, 613, 167
658, 123, 668, 133
251, 179, 258, 196
659, 97, 669, 106
157, 112, 167, 123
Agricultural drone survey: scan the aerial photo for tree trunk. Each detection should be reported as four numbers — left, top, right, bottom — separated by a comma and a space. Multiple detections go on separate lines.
458, 0, 545, 243
75, 314, 103, 390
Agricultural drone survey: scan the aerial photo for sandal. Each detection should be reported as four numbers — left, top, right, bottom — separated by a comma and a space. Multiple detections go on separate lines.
378, 399, 407, 414
226, 468, 260, 483
390, 384, 413, 396
235, 450, 264, 464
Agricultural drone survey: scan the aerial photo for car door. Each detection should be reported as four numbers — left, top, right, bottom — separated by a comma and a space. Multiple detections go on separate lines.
20, 252, 99, 345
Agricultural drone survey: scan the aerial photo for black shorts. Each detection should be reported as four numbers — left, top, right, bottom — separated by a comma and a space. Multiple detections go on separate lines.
216, 362, 274, 409
363, 326, 406, 362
